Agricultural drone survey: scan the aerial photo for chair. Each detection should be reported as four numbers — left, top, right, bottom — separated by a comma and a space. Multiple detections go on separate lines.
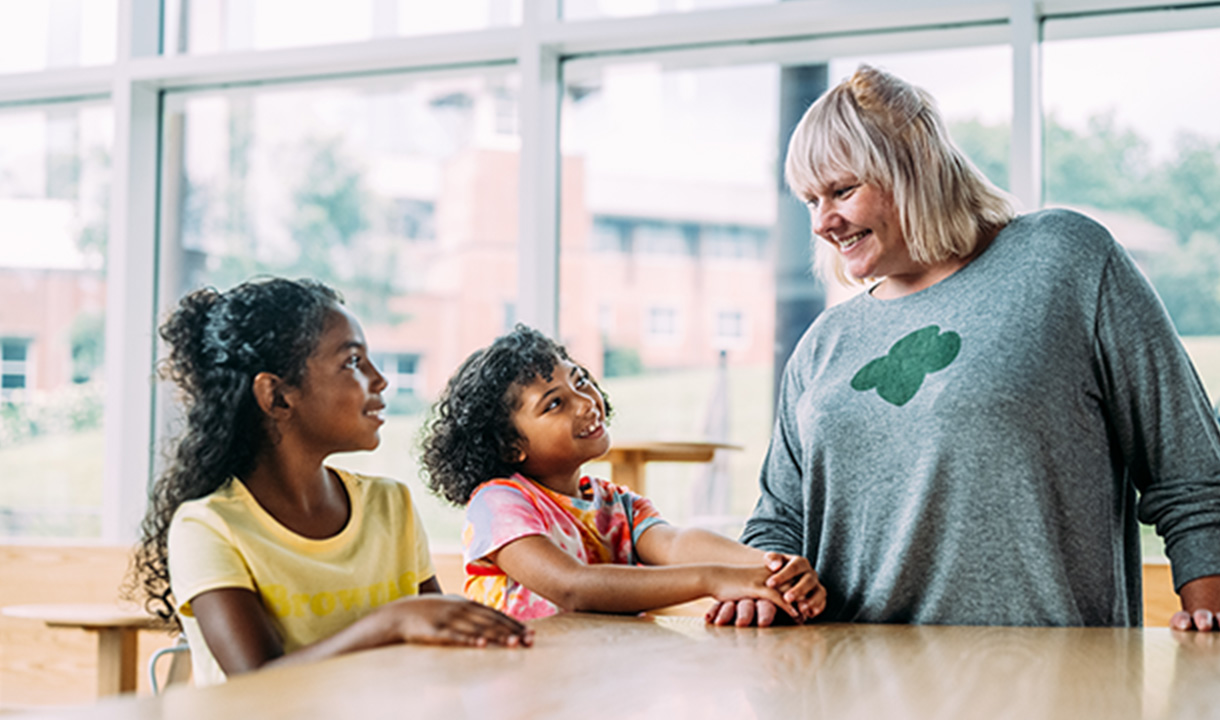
148, 634, 192, 694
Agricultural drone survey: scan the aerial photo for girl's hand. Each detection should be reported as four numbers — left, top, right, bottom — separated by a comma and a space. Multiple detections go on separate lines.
708, 565, 800, 620
386, 595, 534, 648
762, 552, 827, 621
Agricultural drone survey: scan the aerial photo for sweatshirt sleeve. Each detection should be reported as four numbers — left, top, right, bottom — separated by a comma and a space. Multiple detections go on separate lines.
1094, 245, 1220, 590
740, 345, 810, 557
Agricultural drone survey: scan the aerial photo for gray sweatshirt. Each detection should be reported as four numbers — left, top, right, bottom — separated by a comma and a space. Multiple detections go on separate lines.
742, 208, 1220, 626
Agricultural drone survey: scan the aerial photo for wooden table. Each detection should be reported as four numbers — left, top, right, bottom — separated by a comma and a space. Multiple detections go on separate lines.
12, 612, 1220, 719
596, 440, 742, 496
1, 603, 161, 697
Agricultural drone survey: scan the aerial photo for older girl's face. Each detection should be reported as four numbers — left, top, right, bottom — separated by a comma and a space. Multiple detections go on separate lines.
803, 173, 916, 285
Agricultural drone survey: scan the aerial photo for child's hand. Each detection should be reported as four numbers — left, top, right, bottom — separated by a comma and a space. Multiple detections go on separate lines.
386, 595, 534, 648
708, 565, 801, 621
762, 552, 827, 622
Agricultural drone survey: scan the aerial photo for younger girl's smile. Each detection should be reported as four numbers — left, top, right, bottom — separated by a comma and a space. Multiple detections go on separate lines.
511, 359, 611, 494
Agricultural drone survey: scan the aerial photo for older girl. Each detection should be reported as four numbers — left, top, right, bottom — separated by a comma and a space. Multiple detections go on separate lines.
131, 278, 530, 685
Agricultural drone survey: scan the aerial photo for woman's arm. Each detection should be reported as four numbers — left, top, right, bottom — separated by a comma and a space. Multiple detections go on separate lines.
491, 534, 797, 617
189, 582, 532, 677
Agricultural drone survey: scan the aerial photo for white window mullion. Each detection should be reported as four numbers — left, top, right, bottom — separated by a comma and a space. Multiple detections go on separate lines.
101, 0, 162, 543
1010, 0, 1043, 210
517, 0, 562, 337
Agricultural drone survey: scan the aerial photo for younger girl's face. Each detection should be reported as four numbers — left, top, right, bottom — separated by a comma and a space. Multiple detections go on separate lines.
510, 359, 610, 488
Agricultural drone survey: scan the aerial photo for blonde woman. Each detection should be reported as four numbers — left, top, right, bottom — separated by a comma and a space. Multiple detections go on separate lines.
711, 65, 1220, 630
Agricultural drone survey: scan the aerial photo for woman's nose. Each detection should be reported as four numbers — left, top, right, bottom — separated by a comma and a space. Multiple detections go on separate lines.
811, 203, 836, 238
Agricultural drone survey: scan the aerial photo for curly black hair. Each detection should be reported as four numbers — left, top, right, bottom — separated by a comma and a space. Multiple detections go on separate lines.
420, 324, 612, 506
127, 277, 342, 627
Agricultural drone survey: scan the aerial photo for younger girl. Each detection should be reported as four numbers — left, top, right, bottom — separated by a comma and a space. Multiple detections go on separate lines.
131, 277, 531, 686
421, 324, 826, 622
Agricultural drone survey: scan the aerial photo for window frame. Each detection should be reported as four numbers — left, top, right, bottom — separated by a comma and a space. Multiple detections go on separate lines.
1, 0, 1217, 541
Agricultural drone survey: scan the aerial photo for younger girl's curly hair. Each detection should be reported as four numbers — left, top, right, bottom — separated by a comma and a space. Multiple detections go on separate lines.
421, 324, 611, 506
128, 277, 342, 626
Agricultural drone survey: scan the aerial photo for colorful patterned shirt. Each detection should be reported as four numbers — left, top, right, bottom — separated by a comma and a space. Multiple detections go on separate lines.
463, 474, 666, 620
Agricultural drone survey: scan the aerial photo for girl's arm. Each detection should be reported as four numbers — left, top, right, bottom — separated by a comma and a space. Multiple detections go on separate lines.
491, 534, 798, 617
189, 582, 532, 677
636, 525, 825, 617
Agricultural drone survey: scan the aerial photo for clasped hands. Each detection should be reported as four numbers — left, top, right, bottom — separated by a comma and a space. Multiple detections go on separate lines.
709, 552, 826, 627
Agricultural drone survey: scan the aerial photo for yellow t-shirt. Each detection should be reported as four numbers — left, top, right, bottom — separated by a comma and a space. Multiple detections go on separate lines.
167, 467, 435, 685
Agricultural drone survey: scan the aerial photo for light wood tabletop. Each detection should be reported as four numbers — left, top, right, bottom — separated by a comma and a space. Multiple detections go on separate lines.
10, 612, 1220, 719
596, 440, 743, 496
1, 603, 162, 697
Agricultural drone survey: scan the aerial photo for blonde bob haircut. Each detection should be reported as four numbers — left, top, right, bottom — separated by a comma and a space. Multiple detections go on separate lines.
785, 65, 1016, 285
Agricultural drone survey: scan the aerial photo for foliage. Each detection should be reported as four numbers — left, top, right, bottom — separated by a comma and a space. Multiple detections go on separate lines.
950, 113, 1220, 335
189, 121, 406, 325
603, 346, 644, 377
70, 312, 105, 383
947, 118, 1010, 191
0, 381, 104, 446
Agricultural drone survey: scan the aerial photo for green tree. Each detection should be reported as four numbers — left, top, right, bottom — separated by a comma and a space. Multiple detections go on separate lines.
951, 112, 1220, 336
208, 135, 404, 324
948, 118, 1009, 191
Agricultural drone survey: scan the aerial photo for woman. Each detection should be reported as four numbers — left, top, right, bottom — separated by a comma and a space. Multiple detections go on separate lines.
711, 65, 1220, 629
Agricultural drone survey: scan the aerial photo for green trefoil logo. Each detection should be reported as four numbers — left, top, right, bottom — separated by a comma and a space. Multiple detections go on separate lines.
851, 325, 961, 406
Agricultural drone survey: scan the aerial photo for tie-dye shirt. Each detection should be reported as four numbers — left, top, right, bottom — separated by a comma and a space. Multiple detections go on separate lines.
462, 474, 666, 620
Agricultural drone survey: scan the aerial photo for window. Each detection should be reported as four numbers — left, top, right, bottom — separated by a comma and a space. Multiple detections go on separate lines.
160, 73, 520, 548
560, 44, 1008, 525
714, 310, 745, 346
0, 103, 111, 539
1, 338, 31, 394
647, 306, 679, 339
1044, 14, 1220, 559
377, 352, 423, 408
164, 0, 522, 55
0, 0, 117, 74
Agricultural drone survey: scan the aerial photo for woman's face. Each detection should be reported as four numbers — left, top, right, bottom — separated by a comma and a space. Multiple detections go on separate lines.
803, 173, 914, 283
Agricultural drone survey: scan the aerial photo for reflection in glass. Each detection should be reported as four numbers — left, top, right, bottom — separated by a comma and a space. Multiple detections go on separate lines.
161, 74, 520, 547
0, 104, 112, 538
563, 0, 773, 21
0, 0, 117, 74
1044, 24, 1220, 559
560, 47, 1009, 530
165, 0, 521, 55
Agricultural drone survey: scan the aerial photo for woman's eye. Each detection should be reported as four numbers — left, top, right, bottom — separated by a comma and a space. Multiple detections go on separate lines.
835, 184, 857, 198
545, 398, 560, 412
345, 354, 361, 368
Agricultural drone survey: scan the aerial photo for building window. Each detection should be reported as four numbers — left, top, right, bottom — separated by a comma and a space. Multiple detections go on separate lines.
1, 338, 31, 397
714, 310, 744, 345
378, 352, 423, 399
646, 306, 679, 340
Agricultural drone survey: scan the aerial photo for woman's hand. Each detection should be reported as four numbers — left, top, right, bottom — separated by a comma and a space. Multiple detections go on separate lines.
387, 595, 534, 647
762, 552, 826, 621
1171, 575, 1220, 632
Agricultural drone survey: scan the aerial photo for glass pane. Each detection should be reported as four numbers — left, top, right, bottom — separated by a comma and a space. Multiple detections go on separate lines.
166, 0, 522, 55
1044, 20, 1220, 559
0, 0, 117, 74
0, 104, 112, 538
563, 0, 772, 21
560, 46, 1009, 531
161, 73, 520, 550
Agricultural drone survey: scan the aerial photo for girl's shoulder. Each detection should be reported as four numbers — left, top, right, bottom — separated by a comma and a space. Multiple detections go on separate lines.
468, 474, 541, 504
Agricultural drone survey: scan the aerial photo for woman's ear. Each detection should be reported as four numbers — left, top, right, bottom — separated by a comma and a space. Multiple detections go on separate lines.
252, 371, 290, 417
